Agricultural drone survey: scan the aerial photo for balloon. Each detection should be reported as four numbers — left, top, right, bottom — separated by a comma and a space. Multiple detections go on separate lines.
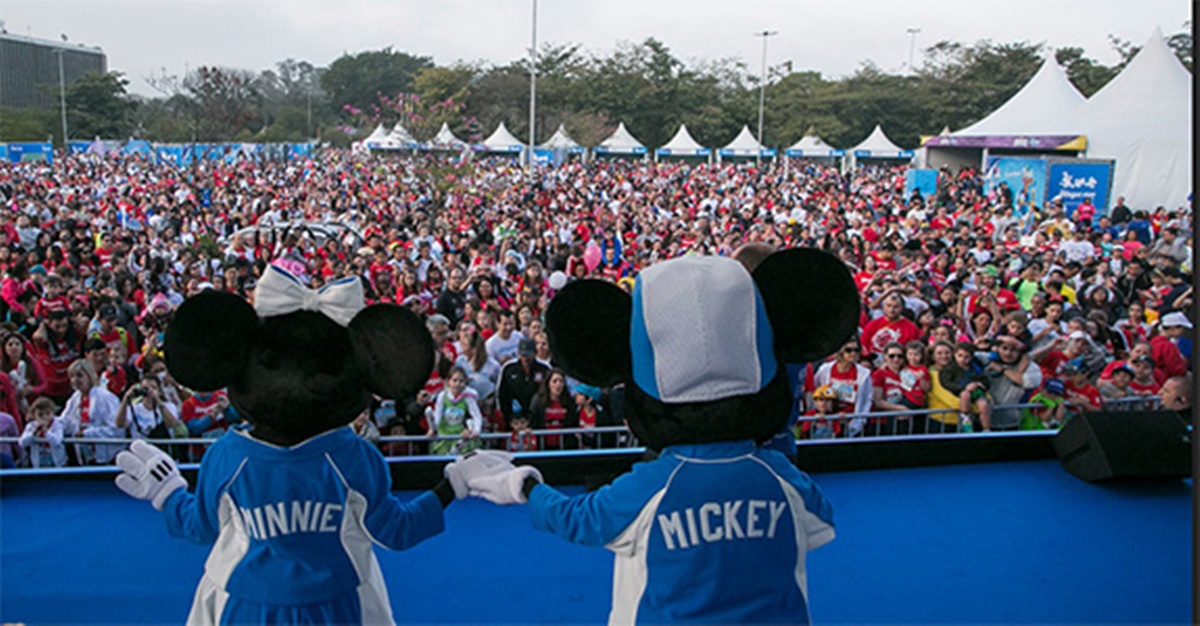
549, 271, 568, 291
583, 245, 602, 272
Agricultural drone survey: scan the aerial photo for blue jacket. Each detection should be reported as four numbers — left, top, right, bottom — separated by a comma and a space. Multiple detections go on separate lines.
528, 440, 834, 625
161, 427, 444, 624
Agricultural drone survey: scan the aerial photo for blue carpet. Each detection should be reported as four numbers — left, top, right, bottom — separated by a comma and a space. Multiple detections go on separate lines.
0, 460, 1191, 624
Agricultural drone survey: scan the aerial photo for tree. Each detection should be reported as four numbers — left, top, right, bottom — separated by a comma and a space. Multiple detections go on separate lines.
321, 49, 433, 118
65, 71, 137, 139
1054, 47, 1118, 97
918, 40, 1043, 134
183, 67, 261, 141
1167, 21, 1192, 71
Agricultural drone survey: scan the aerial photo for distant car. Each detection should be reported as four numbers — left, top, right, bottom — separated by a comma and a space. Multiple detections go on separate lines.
221, 221, 365, 248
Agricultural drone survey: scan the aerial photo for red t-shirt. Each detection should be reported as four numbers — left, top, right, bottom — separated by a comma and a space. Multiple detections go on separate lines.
541, 400, 568, 449
1064, 380, 1102, 411
827, 364, 861, 414
899, 365, 930, 406
871, 367, 905, 406
861, 317, 922, 357
1037, 351, 1069, 382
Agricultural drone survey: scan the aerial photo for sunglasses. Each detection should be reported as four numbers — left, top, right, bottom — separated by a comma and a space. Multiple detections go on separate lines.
886, 353, 903, 359
843, 347, 860, 354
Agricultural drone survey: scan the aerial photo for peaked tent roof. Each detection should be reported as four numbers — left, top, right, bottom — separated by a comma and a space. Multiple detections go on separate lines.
849, 125, 913, 158
1057, 28, 1192, 210
537, 124, 583, 152
430, 123, 467, 149
386, 123, 419, 146
954, 58, 1086, 136
481, 122, 525, 152
594, 122, 647, 154
719, 125, 775, 157
362, 124, 389, 143
656, 124, 710, 156
785, 134, 844, 157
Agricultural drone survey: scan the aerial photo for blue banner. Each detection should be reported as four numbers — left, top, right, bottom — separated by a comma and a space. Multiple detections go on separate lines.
904, 169, 939, 203
68, 141, 91, 155
7, 143, 53, 164
984, 156, 1047, 216
1045, 161, 1113, 217
0, 145, 6, 161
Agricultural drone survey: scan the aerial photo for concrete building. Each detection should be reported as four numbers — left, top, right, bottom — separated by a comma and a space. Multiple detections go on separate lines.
0, 31, 107, 110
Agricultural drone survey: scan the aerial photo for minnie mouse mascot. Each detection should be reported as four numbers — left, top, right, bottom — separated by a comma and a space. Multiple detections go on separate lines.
113, 265, 503, 625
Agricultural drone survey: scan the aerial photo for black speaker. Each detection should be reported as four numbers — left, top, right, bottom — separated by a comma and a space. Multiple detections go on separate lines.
1053, 411, 1191, 482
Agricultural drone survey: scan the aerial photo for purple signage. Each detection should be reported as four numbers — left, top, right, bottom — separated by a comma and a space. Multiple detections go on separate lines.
923, 135, 1085, 150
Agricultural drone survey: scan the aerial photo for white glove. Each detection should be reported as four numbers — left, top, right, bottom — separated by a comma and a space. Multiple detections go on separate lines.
444, 450, 515, 500
467, 465, 543, 505
114, 440, 187, 510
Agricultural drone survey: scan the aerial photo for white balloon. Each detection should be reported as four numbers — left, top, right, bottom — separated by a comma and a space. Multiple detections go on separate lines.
549, 271, 568, 290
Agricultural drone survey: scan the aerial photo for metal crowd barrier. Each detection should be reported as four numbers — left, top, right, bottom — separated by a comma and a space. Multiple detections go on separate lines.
0, 397, 1163, 471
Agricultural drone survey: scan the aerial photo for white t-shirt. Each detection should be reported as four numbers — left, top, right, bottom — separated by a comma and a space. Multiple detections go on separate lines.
486, 331, 526, 365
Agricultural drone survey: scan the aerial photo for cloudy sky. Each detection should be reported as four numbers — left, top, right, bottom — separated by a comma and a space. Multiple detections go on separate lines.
2, 0, 1190, 96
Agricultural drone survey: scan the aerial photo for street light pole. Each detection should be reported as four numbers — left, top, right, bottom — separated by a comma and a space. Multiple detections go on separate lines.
906, 28, 921, 74
527, 0, 538, 176
57, 48, 68, 147
754, 30, 777, 168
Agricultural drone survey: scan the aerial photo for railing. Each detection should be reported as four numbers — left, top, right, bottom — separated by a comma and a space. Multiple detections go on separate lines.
0, 397, 1165, 472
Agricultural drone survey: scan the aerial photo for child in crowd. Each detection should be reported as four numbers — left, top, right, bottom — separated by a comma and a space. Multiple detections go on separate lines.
1098, 364, 1138, 410
507, 414, 539, 452
938, 342, 994, 431
32, 275, 69, 322
425, 366, 483, 456
18, 397, 65, 468
797, 385, 843, 440
1022, 379, 1067, 430
1062, 358, 1102, 416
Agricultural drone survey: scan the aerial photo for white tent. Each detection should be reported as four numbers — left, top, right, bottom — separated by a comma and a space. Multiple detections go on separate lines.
849, 125, 912, 159
360, 124, 390, 149
385, 122, 420, 148
481, 122, 525, 153
785, 134, 844, 158
593, 122, 647, 155
1056, 29, 1192, 210
537, 124, 584, 153
718, 125, 775, 158
656, 124, 710, 157
428, 123, 467, 150
954, 58, 1086, 136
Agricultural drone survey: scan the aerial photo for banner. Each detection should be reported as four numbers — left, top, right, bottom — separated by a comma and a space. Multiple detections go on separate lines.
1045, 160, 1114, 217
904, 169, 939, 202
7, 143, 53, 164
984, 156, 1046, 216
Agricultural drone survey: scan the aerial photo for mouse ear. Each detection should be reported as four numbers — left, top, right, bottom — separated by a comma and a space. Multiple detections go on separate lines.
164, 290, 258, 391
545, 280, 632, 387
348, 304, 434, 400
753, 248, 861, 363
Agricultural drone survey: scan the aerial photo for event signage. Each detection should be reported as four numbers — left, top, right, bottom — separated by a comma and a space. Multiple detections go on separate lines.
594, 145, 647, 155
854, 149, 914, 158
656, 147, 711, 157
923, 135, 1087, 151
6, 142, 53, 164
785, 148, 845, 157
718, 148, 777, 157
1045, 160, 1113, 215
904, 169, 939, 202
984, 156, 1047, 216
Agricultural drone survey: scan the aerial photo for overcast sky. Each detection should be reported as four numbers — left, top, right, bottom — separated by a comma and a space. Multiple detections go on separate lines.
2, 0, 1190, 96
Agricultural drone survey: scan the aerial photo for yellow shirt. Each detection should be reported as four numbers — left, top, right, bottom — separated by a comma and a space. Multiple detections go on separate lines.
927, 368, 961, 425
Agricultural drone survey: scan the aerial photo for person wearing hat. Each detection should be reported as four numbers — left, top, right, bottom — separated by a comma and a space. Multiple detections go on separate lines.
495, 337, 549, 432
1150, 312, 1191, 378
1061, 358, 1101, 415
1128, 355, 1161, 396
89, 302, 137, 364
1098, 363, 1139, 409
963, 265, 1019, 315
1022, 378, 1068, 430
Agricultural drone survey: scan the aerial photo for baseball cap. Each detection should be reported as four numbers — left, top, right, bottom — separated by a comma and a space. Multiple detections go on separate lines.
1044, 379, 1065, 395
1160, 312, 1193, 329
1133, 355, 1155, 366
98, 304, 118, 320
1063, 358, 1088, 375
630, 255, 775, 403
1067, 330, 1089, 341
518, 338, 537, 357
1111, 363, 1134, 377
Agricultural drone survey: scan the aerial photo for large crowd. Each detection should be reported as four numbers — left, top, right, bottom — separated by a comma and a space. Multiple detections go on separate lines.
0, 150, 1192, 467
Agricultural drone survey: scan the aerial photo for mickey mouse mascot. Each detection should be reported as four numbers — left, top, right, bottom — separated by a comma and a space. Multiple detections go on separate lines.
113, 266, 502, 625
461, 249, 860, 625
